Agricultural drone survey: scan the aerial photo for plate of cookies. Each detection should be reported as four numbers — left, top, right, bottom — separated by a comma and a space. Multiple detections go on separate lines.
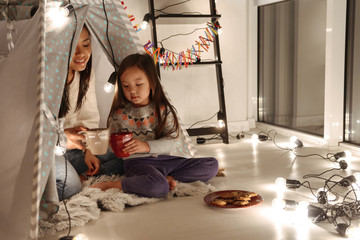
204, 190, 263, 208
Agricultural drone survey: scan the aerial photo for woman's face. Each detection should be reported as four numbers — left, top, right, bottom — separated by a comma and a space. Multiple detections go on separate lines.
69, 27, 92, 72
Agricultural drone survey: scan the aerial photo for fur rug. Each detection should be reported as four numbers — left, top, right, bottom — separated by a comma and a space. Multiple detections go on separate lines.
38, 175, 215, 238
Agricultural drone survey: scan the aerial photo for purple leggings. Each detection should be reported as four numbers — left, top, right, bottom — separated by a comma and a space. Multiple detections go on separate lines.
121, 155, 218, 198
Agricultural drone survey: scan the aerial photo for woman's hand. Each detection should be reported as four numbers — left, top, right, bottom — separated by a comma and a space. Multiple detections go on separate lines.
84, 150, 100, 176
122, 139, 150, 155
64, 126, 88, 150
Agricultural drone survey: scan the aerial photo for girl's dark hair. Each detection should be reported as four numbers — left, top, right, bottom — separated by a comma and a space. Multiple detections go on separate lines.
109, 53, 179, 139
59, 26, 92, 118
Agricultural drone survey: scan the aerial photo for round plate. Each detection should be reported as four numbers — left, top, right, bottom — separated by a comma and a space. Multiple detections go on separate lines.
204, 190, 263, 208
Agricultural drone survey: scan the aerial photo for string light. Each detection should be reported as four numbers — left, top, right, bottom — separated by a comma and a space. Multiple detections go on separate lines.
73, 233, 89, 240
217, 111, 225, 128
338, 159, 348, 169
272, 198, 309, 212
289, 136, 303, 148
54, 145, 66, 156
339, 174, 357, 187
141, 13, 150, 30
242, 129, 360, 237
316, 187, 337, 204
103, 71, 117, 93
307, 205, 327, 222
334, 150, 352, 160
275, 177, 302, 190
353, 172, 360, 182
335, 223, 360, 239
251, 133, 268, 143
46, 2, 74, 31
251, 134, 258, 143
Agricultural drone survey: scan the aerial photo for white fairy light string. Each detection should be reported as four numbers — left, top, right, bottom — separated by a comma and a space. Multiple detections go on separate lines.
242, 129, 360, 238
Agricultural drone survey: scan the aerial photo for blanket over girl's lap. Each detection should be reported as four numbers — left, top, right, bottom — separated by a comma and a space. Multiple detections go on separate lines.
38, 175, 215, 238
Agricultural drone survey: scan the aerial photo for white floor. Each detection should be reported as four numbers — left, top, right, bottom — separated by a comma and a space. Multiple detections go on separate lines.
47, 129, 360, 240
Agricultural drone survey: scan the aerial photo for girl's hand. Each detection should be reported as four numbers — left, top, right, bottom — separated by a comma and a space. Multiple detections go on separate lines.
84, 150, 100, 176
123, 139, 150, 155
64, 126, 88, 150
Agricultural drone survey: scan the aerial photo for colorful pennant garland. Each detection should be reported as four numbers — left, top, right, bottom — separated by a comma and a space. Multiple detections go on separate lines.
121, 1, 221, 70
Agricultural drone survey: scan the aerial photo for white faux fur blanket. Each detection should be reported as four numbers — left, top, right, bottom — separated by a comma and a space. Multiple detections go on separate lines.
38, 175, 215, 238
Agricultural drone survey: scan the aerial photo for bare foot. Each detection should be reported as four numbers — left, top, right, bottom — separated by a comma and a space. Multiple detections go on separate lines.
166, 176, 177, 190
90, 181, 122, 191
79, 175, 88, 182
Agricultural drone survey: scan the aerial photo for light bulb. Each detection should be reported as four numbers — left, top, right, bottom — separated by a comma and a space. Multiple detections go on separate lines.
103, 82, 115, 93
275, 177, 287, 190
54, 145, 65, 156
275, 177, 302, 189
289, 136, 303, 148
339, 159, 348, 169
272, 198, 299, 210
307, 205, 327, 222
217, 119, 225, 128
141, 13, 150, 30
316, 188, 327, 204
251, 134, 258, 142
340, 175, 357, 187
216, 111, 225, 128
316, 187, 336, 203
334, 150, 352, 160
346, 225, 360, 239
46, 3, 72, 30
295, 201, 310, 221
345, 150, 352, 158
74, 233, 89, 240
353, 172, 360, 182
336, 223, 360, 238
297, 201, 309, 211
258, 134, 268, 141
141, 21, 148, 30
272, 198, 286, 210
272, 198, 309, 212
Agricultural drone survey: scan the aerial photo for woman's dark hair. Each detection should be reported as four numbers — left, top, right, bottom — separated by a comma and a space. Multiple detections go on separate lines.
58, 26, 92, 118
109, 53, 179, 139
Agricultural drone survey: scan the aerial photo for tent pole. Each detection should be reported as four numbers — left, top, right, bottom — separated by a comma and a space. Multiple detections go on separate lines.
30, 0, 46, 239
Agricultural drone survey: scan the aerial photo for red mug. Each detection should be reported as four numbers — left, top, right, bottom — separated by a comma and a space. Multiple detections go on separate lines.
110, 132, 133, 158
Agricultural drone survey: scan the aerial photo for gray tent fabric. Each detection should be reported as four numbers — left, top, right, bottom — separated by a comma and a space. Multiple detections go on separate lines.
0, 1, 197, 239
0, 6, 41, 240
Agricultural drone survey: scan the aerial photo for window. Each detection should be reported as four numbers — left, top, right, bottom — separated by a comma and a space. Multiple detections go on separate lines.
258, 0, 326, 136
344, 0, 360, 145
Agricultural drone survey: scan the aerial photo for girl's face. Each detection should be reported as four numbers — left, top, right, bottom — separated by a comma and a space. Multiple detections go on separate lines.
120, 66, 151, 107
69, 27, 91, 73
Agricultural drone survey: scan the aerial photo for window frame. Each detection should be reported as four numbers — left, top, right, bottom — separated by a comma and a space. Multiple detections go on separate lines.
248, 0, 347, 146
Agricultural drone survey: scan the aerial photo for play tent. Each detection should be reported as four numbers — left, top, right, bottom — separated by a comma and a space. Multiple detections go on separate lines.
0, 1, 196, 239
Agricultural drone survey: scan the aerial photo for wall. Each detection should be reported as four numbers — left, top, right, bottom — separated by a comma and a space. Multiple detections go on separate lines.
122, 0, 250, 132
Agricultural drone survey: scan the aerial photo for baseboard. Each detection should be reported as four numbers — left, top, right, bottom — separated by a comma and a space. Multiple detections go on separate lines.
184, 119, 255, 134
255, 122, 326, 146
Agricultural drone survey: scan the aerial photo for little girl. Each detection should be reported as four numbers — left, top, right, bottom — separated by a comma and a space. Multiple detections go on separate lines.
91, 53, 219, 198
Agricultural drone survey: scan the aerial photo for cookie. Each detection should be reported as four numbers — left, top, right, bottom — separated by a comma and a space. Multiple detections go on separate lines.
211, 198, 227, 206
223, 198, 235, 204
234, 195, 251, 201
233, 200, 249, 206
219, 192, 236, 199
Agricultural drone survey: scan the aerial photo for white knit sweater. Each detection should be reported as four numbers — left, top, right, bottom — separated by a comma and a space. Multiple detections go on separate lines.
63, 69, 100, 129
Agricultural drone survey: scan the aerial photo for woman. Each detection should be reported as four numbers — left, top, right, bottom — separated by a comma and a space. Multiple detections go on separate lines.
56, 25, 123, 201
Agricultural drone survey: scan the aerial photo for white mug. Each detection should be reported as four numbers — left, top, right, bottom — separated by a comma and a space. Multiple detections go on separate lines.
79, 128, 109, 155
